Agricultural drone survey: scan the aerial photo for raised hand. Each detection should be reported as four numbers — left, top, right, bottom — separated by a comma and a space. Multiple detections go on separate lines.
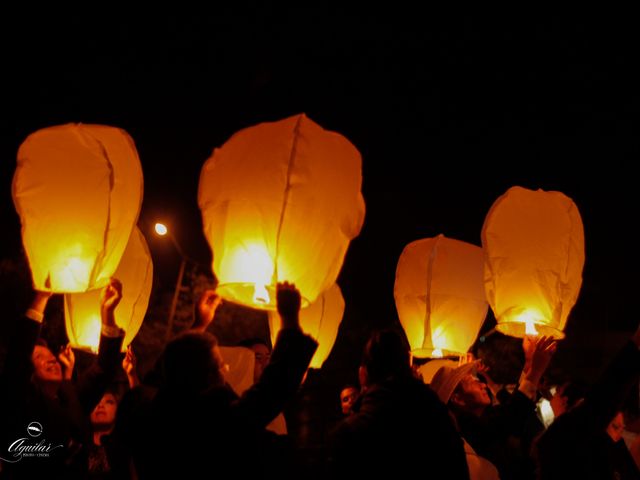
523, 335, 557, 385
193, 290, 222, 332
58, 344, 75, 380
276, 282, 301, 330
122, 345, 139, 388
100, 278, 123, 326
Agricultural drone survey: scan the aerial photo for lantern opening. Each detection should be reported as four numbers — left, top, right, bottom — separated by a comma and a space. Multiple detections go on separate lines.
411, 347, 461, 359
525, 319, 539, 336
217, 282, 310, 311
253, 284, 270, 305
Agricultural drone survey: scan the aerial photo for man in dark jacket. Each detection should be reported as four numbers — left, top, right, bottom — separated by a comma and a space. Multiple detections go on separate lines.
112, 282, 318, 479
0, 278, 125, 478
329, 329, 470, 479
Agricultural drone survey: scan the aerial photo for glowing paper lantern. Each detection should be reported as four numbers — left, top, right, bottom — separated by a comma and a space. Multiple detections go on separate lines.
268, 284, 345, 369
13, 123, 143, 292
64, 227, 152, 352
482, 186, 584, 339
198, 114, 365, 310
394, 235, 488, 358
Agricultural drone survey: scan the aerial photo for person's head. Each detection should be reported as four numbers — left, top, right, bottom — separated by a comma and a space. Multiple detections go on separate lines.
239, 339, 271, 382
163, 332, 225, 393
606, 411, 625, 443
430, 361, 491, 417
549, 381, 585, 418
360, 329, 411, 387
90, 392, 119, 430
31, 339, 62, 383
340, 385, 359, 415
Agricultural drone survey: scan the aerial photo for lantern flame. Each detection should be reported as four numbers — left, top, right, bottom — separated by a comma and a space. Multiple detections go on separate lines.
516, 310, 540, 336
56, 255, 91, 292
431, 348, 443, 358
525, 319, 539, 336
253, 284, 270, 304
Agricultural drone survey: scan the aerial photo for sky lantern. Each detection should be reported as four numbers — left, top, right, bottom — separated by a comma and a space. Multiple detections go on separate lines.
219, 346, 255, 396
13, 123, 143, 292
482, 186, 585, 339
64, 227, 152, 352
394, 235, 488, 359
198, 114, 365, 310
268, 283, 345, 369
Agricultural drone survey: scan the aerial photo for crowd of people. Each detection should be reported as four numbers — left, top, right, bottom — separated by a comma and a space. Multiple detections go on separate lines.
1, 278, 639, 479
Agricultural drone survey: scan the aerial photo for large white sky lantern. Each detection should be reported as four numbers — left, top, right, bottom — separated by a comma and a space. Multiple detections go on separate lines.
268, 283, 345, 369
13, 123, 143, 292
394, 235, 488, 359
198, 114, 365, 310
64, 227, 153, 352
482, 186, 585, 339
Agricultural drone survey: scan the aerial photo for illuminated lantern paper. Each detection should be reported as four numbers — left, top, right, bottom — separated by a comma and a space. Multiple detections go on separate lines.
13, 123, 143, 292
482, 186, 584, 339
219, 346, 288, 434
268, 284, 345, 369
418, 359, 457, 384
219, 346, 256, 396
394, 235, 488, 358
198, 114, 365, 310
64, 227, 152, 352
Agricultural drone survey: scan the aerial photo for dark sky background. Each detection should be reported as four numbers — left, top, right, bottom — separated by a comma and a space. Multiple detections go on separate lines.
1, 9, 639, 388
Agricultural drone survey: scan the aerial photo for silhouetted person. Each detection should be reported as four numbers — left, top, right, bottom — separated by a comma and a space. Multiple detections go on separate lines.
535, 323, 640, 479
112, 282, 317, 479
329, 329, 469, 478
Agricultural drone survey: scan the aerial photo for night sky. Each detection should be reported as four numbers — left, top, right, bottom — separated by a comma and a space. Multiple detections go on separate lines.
1, 10, 639, 386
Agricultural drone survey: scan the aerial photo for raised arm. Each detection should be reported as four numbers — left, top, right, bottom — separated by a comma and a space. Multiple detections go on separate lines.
232, 282, 316, 428
2, 290, 52, 390
76, 278, 126, 413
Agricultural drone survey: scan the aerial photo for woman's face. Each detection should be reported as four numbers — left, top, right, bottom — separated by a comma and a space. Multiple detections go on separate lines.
606, 412, 625, 443
90, 393, 118, 428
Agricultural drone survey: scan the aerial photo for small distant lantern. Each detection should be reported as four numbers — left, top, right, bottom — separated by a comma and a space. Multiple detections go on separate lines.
219, 346, 256, 395
198, 114, 365, 310
482, 186, 585, 339
64, 227, 152, 352
268, 284, 345, 369
13, 123, 143, 292
394, 235, 488, 359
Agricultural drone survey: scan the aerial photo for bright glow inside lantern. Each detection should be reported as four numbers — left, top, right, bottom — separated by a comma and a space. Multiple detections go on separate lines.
198, 114, 365, 310
268, 284, 345, 368
13, 123, 143, 292
482, 186, 585, 339
395, 235, 488, 359
65, 227, 153, 352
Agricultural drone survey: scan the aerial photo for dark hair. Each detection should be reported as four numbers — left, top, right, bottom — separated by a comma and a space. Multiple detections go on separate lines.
238, 337, 271, 351
361, 329, 411, 383
34, 338, 50, 349
163, 332, 221, 393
